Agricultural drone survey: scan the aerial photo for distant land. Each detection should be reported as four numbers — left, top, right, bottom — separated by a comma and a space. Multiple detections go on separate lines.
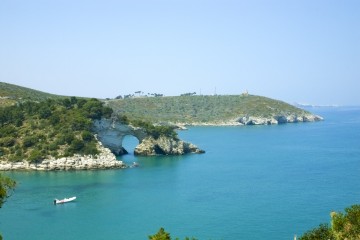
107, 94, 323, 126
0, 82, 323, 126
294, 102, 342, 108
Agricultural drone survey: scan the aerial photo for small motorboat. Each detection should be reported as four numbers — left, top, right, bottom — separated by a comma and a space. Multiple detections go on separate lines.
54, 196, 76, 205
130, 162, 139, 168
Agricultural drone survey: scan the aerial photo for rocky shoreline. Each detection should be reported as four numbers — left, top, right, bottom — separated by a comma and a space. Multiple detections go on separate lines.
171, 113, 323, 127
134, 136, 205, 155
0, 142, 126, 171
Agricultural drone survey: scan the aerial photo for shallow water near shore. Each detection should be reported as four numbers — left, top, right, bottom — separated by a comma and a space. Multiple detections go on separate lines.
1, 107, 360, 239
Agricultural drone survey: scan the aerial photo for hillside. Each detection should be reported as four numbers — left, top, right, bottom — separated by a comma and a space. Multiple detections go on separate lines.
0, 82, 63, 107
0, 82, 322, 125
0, 97, 113, 162
106, 95, 321, 125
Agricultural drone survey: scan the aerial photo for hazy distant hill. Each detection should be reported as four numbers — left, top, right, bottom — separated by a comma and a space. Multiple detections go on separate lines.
0, 82, 63, 106
0, 82, 320, 125
106, 95, 317, 125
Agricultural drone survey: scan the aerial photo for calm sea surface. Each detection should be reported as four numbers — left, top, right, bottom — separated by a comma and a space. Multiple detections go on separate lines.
1, 107, 360, 240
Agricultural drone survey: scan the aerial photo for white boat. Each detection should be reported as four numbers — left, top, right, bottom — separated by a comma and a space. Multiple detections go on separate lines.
54, 196, 76, 204
130, 162, 139, 168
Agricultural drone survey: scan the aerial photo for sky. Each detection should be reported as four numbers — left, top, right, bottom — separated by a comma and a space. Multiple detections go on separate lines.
0, 0, 359, 106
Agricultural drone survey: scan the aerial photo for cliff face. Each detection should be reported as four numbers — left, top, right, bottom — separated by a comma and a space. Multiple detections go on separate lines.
93, 118, 147, 155
0, 141, 125, 171
93, 118, 204, 156
236, 113, 323, 125
134, 136, 205, 156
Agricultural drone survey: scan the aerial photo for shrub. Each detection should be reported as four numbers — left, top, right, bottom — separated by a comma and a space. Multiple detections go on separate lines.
0, 137, 16, 147
299, 224, 334, 240
70, 139, 84, 152
28, 150, 43, 163
81, 131, 94, 142
23, 136, 38, 148
0, 125, 17, 137
83, 142, 99, 155
48, 143, 58, 151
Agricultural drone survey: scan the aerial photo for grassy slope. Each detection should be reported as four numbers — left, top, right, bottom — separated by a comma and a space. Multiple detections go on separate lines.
0, 82, 64, 107
0, 82, 313, 124
107, 95, 311, 124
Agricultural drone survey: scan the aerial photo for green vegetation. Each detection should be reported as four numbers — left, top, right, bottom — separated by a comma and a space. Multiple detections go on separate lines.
299, 204, 360, 240
107, 94, 312, 124
0, 174, 15, 208
0, 174, 16, 239
149, 228, 197, 240
0, 82, 64, 107
0, 97, 113, 162
131, 119, 178, 140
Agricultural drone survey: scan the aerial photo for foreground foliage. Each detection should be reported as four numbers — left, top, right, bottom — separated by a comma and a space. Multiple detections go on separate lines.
299, 204, 360, 240
149, 228, 197, 240
0, 174, 16, 239
0, 174, 15, 208
0, 97, 112, 162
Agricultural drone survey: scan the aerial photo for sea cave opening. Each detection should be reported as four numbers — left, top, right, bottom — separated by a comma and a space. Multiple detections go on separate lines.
121, 135, 140, 155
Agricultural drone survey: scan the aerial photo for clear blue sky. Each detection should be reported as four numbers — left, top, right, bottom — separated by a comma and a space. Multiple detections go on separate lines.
1, 0, 359, 105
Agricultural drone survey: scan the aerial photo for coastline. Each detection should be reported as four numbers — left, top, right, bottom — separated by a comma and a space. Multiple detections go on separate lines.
172, 113, 324, 127
0, 142, 126, 171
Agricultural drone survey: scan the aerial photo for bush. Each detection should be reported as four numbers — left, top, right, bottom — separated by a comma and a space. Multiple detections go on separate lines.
300, 204, 360, 240
48, 143, 58, 151
83, 142, 99, 155
0, 125, 17, 137
81, 131, 94, 142
70, 139, 84, 152
131, 119, 178, 140
149, 228, 171, 240
148, 228, 197, 240
0, 137, 16, 147
299, 224, 334, 240
332, 205, 360, 240
28, 150, 43, 163
118, 115, 129, 124
23, 136, 38, 148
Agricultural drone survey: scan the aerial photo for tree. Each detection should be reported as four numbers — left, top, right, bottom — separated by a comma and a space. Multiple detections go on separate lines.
149, 228, 171, 240
299, 204, 360, 240
0, 174, 16, 239
299, 224, 334, 240
81, 131, 94, 142
148, 228, 197, 240
331, 205, 360, 240
0, 174, 16, 208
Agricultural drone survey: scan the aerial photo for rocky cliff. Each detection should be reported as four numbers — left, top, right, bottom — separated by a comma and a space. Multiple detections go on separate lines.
134, 136, 205, 156
93, 118, 204, 156
0, 118, 204, 171
235, 113, 323, 125
0, 141, 125, 171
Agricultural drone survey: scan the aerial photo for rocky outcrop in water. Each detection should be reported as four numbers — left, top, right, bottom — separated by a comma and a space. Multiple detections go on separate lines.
134, 136, 205, 156
93, 118, 147, 155
93, 118, 204, 156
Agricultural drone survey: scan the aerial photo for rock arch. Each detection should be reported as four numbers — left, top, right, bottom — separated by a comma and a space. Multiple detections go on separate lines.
93, 119, 147, 155
93, 118, 205, 156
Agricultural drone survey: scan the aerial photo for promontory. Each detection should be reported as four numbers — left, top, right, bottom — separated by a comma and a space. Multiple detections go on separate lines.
0, 82, 322, 171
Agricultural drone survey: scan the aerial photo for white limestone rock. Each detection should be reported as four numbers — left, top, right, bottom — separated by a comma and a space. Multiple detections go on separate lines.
0, 141, 125, 171
134, 136, 205, 156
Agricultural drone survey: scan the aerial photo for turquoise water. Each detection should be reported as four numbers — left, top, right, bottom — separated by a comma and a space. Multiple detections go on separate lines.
1, 107, 360, 239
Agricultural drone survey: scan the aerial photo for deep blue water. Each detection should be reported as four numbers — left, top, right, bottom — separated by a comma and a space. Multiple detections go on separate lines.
1, 107, 359, 240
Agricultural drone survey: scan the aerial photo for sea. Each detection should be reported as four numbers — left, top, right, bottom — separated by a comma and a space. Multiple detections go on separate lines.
0, 107, 359, 240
